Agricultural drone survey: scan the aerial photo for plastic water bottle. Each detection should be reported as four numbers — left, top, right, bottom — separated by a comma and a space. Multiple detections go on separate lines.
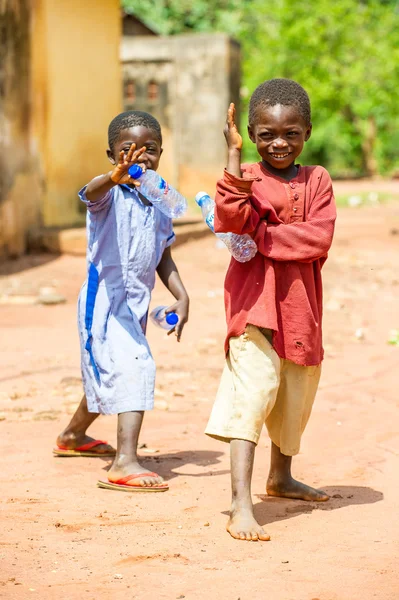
150, 306, 179, 331
128, 165, 187, 218
195, 192, 257, 262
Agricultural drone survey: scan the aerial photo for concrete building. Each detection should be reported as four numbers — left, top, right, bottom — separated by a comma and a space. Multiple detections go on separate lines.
0, 0, 121, 259
121, 32, 241, 200
0, 6, 240, 260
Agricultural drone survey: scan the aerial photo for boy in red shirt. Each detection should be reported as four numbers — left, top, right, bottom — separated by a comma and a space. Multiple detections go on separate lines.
205, 79, 336, 541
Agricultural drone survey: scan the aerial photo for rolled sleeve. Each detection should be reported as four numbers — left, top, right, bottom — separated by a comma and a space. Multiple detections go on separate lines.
214, 169, 261, 235
156, 213, 175, 264
164, 213, 176, 247
165, 230, 176, 248
79, 185, 113, 213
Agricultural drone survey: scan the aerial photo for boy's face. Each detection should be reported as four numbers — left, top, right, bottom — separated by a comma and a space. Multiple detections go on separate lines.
107, 126, 163, 172
248, 104, 312, 176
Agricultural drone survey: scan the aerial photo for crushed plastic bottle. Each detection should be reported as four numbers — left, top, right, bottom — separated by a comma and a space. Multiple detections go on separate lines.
128, 165, 187, 218
149, 306, 179, 331
195, 191, 257, 262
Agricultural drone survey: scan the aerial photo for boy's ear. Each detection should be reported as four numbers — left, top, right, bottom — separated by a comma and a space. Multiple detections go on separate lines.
305, 123, 312, 142
160, 147, 163, 156
247, 125, 256, 143
106, 149, 116, 165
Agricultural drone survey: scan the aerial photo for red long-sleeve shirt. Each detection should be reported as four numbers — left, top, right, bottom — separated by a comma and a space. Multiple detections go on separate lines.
215, 162, 336, 366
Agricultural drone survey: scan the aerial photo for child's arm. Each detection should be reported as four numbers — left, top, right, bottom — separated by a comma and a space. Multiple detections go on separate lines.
85, 144, 146, 202
216, 167, 335, 262
156, 246, 189, 341
214, 171, 259, 235
224, 103, 243, 179
215, 103, 261, 235
253, 174, 336, 262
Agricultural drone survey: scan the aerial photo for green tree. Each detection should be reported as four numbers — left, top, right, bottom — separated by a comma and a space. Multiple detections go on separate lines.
240, 0, 399, 177
122, 0, 245, 35
122, 0, 399, 177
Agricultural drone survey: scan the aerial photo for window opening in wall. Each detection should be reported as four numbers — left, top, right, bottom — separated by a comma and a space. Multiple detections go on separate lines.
147, 81, 159, 102
124, 80, 136, 104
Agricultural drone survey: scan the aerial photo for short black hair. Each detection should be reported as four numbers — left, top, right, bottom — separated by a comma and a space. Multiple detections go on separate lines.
108, 110, 162, 151
249, 79, 311, 126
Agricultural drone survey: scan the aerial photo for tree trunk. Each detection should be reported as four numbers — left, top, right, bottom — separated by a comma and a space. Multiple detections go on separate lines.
361, 115, 379, 178
343, 107, 380, 178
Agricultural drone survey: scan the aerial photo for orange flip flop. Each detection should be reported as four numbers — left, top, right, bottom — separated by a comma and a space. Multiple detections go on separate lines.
97, 472, 169, 492
53, 439, 116, 457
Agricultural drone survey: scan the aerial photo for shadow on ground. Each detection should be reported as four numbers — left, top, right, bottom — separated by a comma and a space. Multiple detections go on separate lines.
99, 449, 228, 481
0, 253, 59, 277
249, 486, 384, 526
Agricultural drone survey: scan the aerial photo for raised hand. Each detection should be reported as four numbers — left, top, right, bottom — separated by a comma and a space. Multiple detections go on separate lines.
224, 103, 242, 152
110, 143, 147, 186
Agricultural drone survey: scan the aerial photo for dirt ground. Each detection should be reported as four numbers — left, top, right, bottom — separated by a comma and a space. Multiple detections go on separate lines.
1, 199, 399, 600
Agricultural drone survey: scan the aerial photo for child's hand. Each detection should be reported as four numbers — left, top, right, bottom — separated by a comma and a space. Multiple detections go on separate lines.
165, 298, 189, 342
224, 103, 242, 152
110, 143, 147, 185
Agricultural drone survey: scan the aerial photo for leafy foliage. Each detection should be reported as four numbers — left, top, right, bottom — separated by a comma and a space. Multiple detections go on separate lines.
123, 0, 399, 176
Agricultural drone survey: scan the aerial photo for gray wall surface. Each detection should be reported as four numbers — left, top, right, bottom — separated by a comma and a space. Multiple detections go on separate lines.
121, 33, 241, 200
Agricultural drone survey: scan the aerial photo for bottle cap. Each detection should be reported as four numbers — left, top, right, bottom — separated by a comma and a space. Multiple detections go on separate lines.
165, 312, 179, 326
128, 164, 144, 179
195, 191, 210, 207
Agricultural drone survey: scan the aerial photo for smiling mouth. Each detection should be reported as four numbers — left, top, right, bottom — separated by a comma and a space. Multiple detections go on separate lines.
270, 152, 290, 159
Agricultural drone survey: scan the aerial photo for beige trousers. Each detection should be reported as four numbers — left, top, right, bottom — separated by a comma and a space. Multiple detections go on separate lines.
205, 325, 321, 456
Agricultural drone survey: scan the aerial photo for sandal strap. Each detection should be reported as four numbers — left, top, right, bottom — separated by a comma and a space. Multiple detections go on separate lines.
57, 440, 109, 452
113, 472, 160, 485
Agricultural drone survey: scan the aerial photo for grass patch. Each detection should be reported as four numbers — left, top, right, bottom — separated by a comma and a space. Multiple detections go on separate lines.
335, 191, 399, 208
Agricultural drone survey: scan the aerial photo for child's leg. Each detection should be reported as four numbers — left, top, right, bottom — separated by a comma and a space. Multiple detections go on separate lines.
205, 325, 280, 541
57, 395, 114, 454
265, 361, 329, 501
227, 439, 270, 541
108, 411, 164, 486
267, 442, 328, 501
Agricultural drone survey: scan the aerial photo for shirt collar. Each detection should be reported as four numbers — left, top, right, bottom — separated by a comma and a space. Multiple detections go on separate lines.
120, 183, 153, 208
120, 183, 137, 193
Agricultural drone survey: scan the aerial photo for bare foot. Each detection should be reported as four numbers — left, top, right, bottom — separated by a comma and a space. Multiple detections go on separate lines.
108, 460, 165, 487
227, 508, 270, 542
56, 432, 115, 455
267, 476, 329, 502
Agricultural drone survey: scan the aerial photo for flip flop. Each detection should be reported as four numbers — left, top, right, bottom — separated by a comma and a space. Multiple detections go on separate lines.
53, 440, 116, 457
97, 472, 169, 492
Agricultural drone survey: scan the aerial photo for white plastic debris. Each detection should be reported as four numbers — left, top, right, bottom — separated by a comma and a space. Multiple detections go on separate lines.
347, 195, 362, 208
355, 328, 365, 340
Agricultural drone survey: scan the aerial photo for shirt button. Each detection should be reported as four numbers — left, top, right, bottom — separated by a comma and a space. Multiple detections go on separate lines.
290, 182, 295, 188
293, 207, 298, 212
294, 193, 299, 200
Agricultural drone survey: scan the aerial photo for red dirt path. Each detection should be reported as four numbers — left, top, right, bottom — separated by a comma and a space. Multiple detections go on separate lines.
1, 201, 398, 600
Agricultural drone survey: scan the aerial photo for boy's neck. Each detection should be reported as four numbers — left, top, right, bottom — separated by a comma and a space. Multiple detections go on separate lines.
261, 160, 299, 182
